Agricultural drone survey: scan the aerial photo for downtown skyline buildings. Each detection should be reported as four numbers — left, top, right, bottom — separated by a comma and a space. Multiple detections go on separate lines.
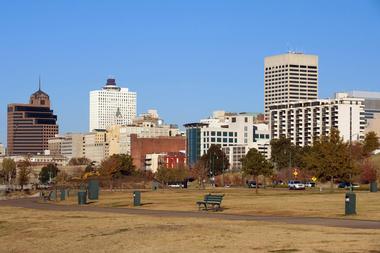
1, 1, 379, 148
3, 51, 380, 158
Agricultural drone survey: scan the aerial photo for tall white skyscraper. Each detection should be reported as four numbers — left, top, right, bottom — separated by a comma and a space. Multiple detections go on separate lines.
264, 52, 319, 120
89, 78, 137, 131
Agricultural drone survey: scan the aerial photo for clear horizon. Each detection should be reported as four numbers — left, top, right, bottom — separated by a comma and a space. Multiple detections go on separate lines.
1, 0, 380, 146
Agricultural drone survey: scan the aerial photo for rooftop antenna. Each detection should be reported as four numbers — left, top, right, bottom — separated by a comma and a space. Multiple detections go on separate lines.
287, 42, 295, 54
38, 75, 41, 91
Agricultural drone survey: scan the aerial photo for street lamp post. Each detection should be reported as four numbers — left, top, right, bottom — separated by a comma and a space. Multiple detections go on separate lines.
349, 132, 361, 192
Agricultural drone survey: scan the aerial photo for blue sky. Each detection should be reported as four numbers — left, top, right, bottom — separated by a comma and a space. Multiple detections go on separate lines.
0, 0, 380, 145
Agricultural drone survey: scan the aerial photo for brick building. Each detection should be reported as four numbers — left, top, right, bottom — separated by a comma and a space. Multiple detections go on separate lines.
162, 152, 186, 168
130, 134, 186, 169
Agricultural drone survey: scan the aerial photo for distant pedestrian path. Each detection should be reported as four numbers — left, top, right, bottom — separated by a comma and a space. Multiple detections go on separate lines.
2, 197, 380, 230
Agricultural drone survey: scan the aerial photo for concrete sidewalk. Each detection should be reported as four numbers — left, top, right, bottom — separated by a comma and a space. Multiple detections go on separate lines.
2, 197, 380, 230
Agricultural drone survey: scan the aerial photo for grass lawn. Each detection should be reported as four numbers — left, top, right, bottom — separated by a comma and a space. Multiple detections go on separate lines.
57, 187, 380, 221
1, 206, 380, 253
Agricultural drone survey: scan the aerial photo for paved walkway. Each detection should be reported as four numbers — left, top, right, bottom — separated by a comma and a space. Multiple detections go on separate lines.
2, 197, 380, 230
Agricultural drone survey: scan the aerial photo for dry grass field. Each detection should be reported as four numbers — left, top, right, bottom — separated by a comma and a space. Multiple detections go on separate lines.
59, 188, 380, 220
1, 206, 380, 253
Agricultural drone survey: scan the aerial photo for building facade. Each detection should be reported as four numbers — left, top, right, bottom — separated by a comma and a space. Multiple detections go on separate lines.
130, 134, 186, 170
144, 152, 186, 173
84, 130, 109, 163
346, 91, 380, 137
89, 78, 136, 131
264, 52, 318, 119
269, 93, 366, 146
107, 110, 181, 155
7, 87, 58, 155
0, 143, 5, 156
48, 133, 85, 159
347, 91, 380, 120
184, 111, 271, 169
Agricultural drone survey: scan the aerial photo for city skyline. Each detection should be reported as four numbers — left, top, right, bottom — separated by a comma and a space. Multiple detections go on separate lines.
1, 1, 380, 146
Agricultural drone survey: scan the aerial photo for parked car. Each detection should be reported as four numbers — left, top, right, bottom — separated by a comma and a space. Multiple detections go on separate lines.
304, 182, 316, 188
288, 180, 305, 190
247, 181, 262, 188
338, 182, 360, 189
168, 182, 184, 188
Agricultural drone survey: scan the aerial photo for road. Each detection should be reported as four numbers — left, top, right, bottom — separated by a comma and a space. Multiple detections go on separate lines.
2, 197, 380, 229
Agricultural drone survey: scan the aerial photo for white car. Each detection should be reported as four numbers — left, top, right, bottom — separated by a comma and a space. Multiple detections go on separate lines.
288, 180, 305, 190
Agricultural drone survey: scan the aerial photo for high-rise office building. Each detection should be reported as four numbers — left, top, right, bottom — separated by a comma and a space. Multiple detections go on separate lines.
264, 52, 319, 119
7, 86, 59, 155
89, 78, 137, 131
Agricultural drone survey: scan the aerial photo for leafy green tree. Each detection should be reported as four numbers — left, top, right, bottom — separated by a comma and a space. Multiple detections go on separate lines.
99, 154, 136, 190
156, 166, 170, 186
17, 159, 32, 190
99, 156, 119, 190
155, 166, 189, 187
117, 154, 136, 176
85, 161, 97, 173
200, 144, 229, 177
190, 159, 208, 189
362, 131, 380, 157
270, 136, 293, 170
302, 128, 356, 190
241, 148, 273, 194
1, 158, 16, 185
39, 163, 59, 184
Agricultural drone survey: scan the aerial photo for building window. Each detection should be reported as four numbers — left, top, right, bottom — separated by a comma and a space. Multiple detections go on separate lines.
232, 117, 236, 122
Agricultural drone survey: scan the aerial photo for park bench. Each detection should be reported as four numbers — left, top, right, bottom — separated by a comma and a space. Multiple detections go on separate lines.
196, 194, 224, 211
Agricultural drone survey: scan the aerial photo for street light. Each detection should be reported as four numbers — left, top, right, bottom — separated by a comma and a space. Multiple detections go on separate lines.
348, 132, 361, 192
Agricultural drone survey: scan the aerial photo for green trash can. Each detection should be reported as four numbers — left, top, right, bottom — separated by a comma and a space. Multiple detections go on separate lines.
370, 181, 378, 192
50, 190, 57, 201
60, 189, 66, 201
78, 190, 87, 205
88, 179, 99, 200
152, 181, 159, 191
133, 191, 141, 206
345, 192, 356, 215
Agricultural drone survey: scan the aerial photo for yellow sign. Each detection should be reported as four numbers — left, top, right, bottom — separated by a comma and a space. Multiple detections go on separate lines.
293, 169, 298, 177
311, 176, 317, 182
